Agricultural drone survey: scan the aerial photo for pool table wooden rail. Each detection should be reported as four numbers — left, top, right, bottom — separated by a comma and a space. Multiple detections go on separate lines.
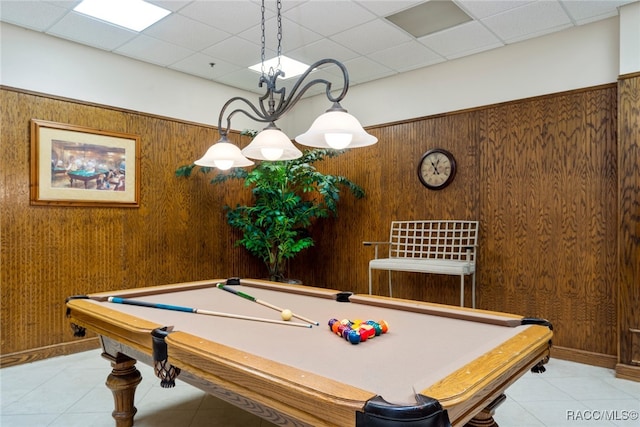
347, 294, 552, 423
425, 326, 550, 424
168, 331, 375, 426
66, 285, 393, 426
324, 294, 552, 425
68, 309, 408, 426
67, 297, 168, 354
66, 278, 552, 427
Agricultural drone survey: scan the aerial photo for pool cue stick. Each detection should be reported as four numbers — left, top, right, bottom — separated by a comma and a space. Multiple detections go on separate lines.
106, 297, 312, 328
216, 283, 320, 326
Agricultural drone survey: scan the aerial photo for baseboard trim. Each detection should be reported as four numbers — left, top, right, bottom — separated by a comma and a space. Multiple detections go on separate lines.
550, 346, 617, 369
615, 363, 640, 382
0, 338, 100, 368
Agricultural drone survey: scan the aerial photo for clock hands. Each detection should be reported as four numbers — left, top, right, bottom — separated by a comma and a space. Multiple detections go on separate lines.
430, 158, 441, 175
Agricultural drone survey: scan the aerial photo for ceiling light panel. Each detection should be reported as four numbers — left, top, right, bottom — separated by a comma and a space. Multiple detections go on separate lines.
74, 0, 170, 32
249, 56, 311, 80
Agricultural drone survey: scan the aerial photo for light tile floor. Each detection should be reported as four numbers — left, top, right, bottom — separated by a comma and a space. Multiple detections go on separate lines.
1, 349, 639, 426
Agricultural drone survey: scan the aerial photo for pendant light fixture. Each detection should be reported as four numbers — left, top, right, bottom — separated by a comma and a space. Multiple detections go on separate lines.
194, 134, 254, 170
196, 0, 377, 169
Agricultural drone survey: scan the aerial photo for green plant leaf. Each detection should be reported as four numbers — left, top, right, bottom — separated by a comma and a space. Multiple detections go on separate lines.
176, 135, 365, 279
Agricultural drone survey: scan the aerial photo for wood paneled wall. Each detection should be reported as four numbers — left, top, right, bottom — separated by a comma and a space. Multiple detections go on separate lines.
291, 84, 619, 364
0, 87, 263, 365
617, 73, 640, 380
481, 87, 618, 358
0, 82, 626, 370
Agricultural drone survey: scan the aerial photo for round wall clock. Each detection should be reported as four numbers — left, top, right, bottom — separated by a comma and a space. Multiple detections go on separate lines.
417, 148, 457, 190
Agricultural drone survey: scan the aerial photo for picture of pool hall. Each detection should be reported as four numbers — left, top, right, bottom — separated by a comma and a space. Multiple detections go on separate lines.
50, 140, 126, 191
2, 1, 640, 427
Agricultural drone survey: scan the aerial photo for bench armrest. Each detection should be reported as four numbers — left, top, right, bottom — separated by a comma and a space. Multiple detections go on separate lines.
363, 241, 390, 246
363, 241, 390, 259
463, 245, 477, 265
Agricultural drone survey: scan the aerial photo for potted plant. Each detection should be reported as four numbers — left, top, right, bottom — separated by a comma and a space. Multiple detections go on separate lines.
176, 131, 365, 282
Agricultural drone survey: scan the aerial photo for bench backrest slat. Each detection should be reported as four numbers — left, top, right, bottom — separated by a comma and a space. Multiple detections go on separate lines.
388, 220, 478, 262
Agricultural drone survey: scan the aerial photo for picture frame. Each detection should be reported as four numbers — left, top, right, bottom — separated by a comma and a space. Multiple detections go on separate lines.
30, 119, 140, 207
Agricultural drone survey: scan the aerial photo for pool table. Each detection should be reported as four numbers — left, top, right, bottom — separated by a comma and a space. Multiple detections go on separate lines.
65, 278, 552, 427
67, 169, 108, 189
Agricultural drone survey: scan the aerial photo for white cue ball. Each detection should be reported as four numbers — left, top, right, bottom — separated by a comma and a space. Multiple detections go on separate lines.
281, 309, 293, 321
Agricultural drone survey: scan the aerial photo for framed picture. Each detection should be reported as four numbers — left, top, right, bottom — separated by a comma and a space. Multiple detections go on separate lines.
30, 119, 140, 207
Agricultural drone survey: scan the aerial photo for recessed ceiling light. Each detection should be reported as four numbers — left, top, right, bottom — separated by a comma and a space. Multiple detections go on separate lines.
249, 56, 311, 80
74, 0, 171, 32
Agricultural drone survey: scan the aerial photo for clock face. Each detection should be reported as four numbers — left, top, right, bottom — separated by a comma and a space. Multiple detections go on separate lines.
418, 149, 456, 190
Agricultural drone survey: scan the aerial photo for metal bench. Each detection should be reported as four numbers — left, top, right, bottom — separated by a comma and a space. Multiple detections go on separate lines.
364, 220, 479, 307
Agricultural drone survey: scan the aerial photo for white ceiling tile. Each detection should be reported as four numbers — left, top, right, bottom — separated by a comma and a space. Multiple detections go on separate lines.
44, 1, 82, 9
115, 34, 193, 66
286, 1, 376, 36
455, 0, 536, 19
170, 52, 243, 80
236, 21, 271, 46
276, 17, 324, 51
341, 56, 395, 84
146, 1, 192, 13
355, 1, 425, 17
47, 11, 137, 51
178, 0, 268, 35
481, 0, 572, 42
367, 40, 444, 73
235, 16, 323, 54
420, 21, 503, 58
506, 21, 574, 43
331, 19, 413, 55
259, 0, 309, 14
215, 67, 267, 94
143, 13, 230, 51
202, 35, 265, 68
288, 38, 359, 65
0, 1, 70, 31
561, 0, 631, 24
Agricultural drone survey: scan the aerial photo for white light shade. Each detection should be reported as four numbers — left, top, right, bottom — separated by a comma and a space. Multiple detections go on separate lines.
195, 139, 254, 170
295, 110, 377, 149
242, 128, 302, 161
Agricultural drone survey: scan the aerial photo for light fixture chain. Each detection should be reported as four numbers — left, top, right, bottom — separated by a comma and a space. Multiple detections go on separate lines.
260, 0, 266, 76
205, 0, 374, 167
276, 0, 282, 71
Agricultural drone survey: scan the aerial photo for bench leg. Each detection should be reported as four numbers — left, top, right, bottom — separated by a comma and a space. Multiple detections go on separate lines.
460, 275, 465, 307
388, 270, 393, 298
368, 266, 373, 294
472, 272, 476, 309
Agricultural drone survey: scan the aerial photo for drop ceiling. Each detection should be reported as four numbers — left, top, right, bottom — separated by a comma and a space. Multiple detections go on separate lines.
0, 0, 634, 97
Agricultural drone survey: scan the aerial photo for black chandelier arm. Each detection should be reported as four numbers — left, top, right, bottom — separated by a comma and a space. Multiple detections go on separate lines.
217, 96, 271, 135
269, 58, 350, 119
258, 68, 285, 90
289, 58, 349, 102
281, 76, 339, 115
216, 59, 351, 135
258, 76, 288, 121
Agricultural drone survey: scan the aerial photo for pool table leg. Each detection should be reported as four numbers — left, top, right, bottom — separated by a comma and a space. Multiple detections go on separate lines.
102, 352, 142, 427
464, 394, 506, 427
